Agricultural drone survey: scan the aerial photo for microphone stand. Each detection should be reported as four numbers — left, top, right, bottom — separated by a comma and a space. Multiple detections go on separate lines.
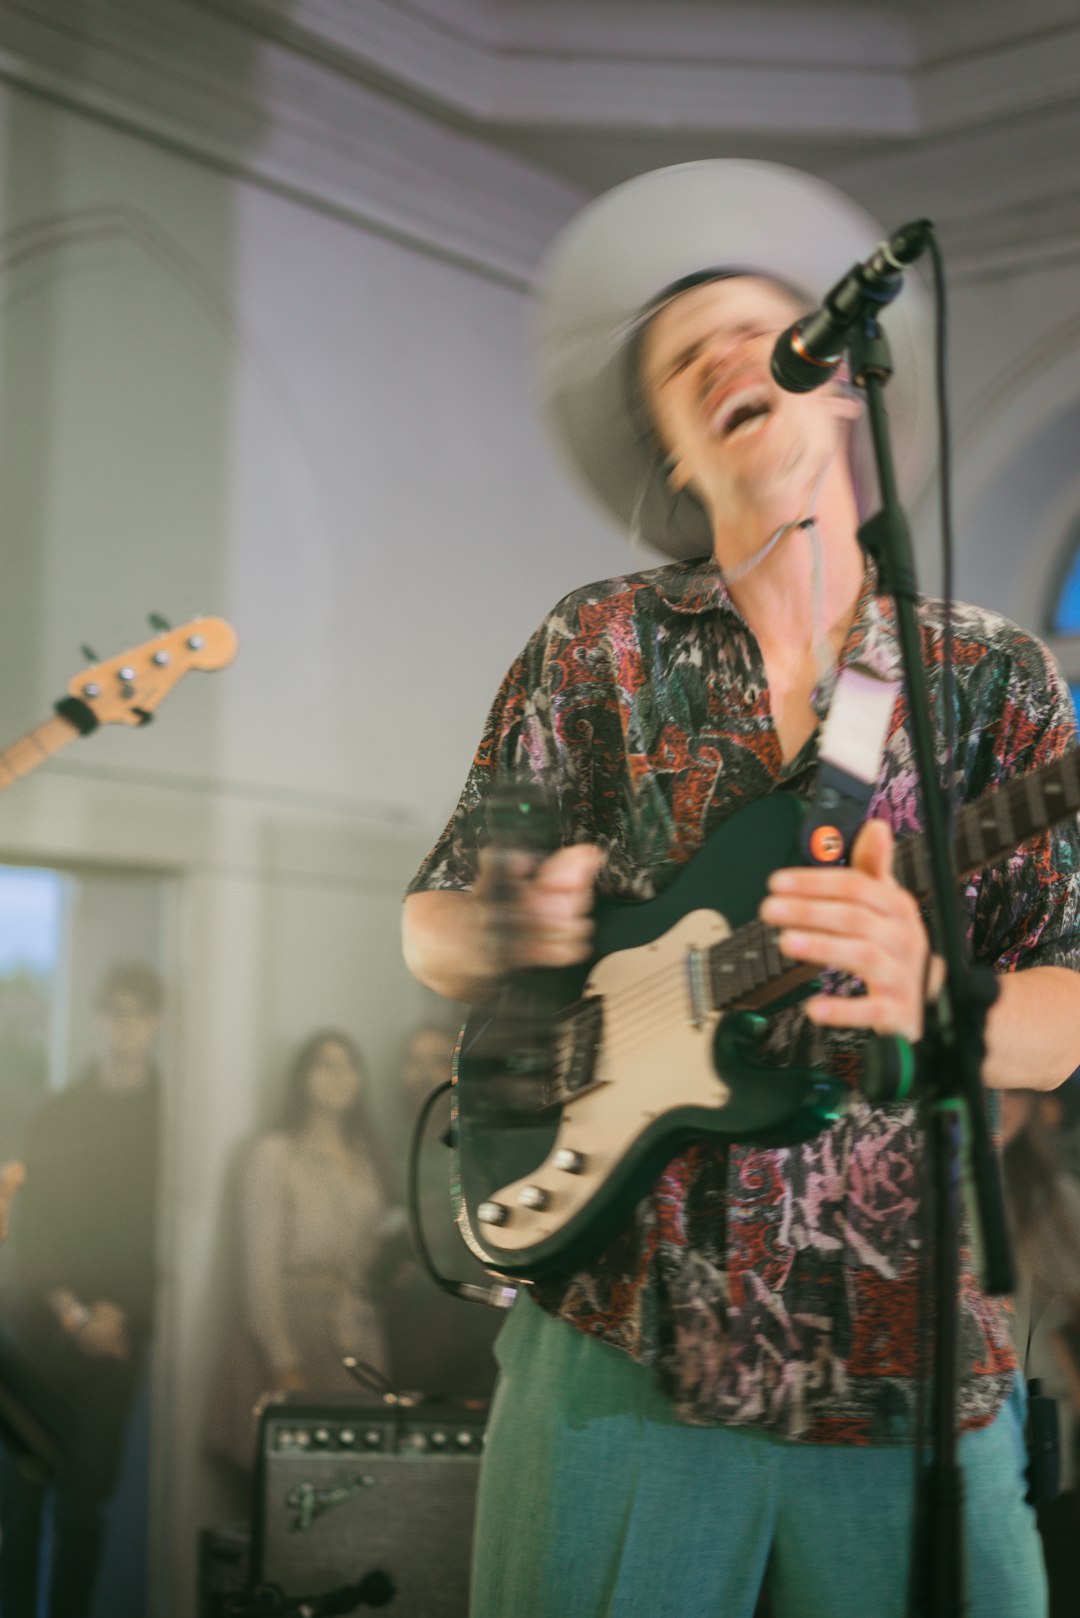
846, 315, 1013, 1618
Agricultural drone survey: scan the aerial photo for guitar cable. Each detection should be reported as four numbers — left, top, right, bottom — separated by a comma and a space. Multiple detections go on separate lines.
406, 1078, 517, 1312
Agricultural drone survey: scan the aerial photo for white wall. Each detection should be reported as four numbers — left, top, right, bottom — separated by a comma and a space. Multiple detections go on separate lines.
948, 257, 1080, 645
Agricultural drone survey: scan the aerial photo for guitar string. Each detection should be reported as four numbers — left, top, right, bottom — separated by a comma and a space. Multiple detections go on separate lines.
574, 792, 1033, 1065
600, 921, 786, 1028
530, 767, 1067, 1094
571, 784, 1030, 1052
544, 961, 696, 1081
597, 969, 799, 1067
556, 931, 793, 1069
590, 766, 1062, 1044
568, 932, 762, 1034
543, 759, 1068, 1070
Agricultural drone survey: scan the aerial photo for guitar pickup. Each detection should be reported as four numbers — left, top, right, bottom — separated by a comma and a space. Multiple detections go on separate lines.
686, 947, 710, 1027
552, 997, 603, 1103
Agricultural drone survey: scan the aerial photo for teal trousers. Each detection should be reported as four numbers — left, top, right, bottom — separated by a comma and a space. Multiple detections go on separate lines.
470, 1297, 1047, 1618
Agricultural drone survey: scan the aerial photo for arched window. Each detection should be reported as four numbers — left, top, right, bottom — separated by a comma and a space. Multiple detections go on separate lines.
1046, 517, 1080, 718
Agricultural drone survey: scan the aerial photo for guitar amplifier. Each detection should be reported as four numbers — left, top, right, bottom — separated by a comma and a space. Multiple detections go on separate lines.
252, 1396, 486, 1617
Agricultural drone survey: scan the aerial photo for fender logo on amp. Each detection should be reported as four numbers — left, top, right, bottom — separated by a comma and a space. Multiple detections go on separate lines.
286, 1475, 375, 1532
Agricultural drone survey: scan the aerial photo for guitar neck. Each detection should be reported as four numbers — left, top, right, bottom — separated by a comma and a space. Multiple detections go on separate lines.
894, 749, 1080, 901
708, 749, 1080, 1014
0, 714, 83, 793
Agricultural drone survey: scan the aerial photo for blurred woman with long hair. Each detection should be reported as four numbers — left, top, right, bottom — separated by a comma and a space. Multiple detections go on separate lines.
209, 1030, 393, 1469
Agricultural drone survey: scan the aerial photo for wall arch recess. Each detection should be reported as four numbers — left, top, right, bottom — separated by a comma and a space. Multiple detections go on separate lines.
948, 314, 1080, 695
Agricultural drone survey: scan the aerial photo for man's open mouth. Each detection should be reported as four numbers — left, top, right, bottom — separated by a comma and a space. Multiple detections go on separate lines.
707, 384, 774, 439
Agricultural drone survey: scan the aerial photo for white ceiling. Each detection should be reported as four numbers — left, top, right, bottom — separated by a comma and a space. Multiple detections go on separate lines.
2, 0, 1077, 285
342, 0, 1080, 256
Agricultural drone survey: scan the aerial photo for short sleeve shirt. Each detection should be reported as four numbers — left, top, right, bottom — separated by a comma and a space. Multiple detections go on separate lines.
409, 557, 1080, 1443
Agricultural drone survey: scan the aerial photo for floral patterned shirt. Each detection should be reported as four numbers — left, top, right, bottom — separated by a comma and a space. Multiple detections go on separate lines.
409, 557, 1080, 1444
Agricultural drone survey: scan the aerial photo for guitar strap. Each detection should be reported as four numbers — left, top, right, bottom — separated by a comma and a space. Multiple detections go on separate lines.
801, 663, 900, 866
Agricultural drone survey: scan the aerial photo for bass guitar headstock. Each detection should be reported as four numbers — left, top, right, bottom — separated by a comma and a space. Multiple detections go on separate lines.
65, 617, 238, 727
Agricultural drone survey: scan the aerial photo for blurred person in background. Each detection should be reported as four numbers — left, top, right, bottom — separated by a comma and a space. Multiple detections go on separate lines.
0, 1161, 25, 1242
1002, 1086, 1080, 1618
0, 962, 162, 1618
1039, 1070, 1080, 1184
208, 1031, 394, 1471
385, 1022, 498, 1396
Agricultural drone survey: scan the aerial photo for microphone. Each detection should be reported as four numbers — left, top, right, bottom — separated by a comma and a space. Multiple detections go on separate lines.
770, 219, 933, 393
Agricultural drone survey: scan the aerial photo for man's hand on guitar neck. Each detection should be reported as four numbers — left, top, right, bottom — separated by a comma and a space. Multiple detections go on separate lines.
759, 817, 1080, 1092
760, 818, 942, 1044
403, 843, 604, 1003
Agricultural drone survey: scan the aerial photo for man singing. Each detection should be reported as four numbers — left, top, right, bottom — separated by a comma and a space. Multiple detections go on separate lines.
403, 161, 1080, 1618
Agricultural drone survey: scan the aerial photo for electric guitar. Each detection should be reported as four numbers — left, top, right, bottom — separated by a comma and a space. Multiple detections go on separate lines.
0, 616, 238, 794
452, 749, 1080, 1281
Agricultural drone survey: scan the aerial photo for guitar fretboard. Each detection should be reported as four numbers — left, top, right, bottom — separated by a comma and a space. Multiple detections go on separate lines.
706, 749, 1080, 1014
0, 715, 81, 792
895, 749, 1080, 900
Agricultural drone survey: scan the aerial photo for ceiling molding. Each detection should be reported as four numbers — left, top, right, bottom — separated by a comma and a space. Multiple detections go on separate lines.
489, 1, 913, 68
489, 55, 915, 137
0, 0, 587, 285
918, 24, 1080, 133
0, 0, 1077, 286
207, 0, 1080, 142
212, 0, 919, 136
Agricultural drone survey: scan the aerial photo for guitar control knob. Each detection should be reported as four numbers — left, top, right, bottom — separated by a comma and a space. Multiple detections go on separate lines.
517, 1185, 549, 1211
455, 1430, 475, 1449
338, 1428, 357, 1447
312, 1427, 331, 1447
553, 1148, 586, 1174
478, 1201, 509, 1226
363, 1429, 384, 1449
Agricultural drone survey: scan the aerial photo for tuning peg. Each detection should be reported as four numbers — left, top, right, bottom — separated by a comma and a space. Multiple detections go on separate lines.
80, 644, 100, 664
148, 613, 171, 633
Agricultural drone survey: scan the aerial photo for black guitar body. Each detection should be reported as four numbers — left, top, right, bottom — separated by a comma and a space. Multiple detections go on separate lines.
452, 794, 848, 1280
451, 743, 1080, 1279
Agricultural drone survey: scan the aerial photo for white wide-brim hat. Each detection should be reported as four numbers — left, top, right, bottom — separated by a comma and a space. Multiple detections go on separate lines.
533, 159, 935, 561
